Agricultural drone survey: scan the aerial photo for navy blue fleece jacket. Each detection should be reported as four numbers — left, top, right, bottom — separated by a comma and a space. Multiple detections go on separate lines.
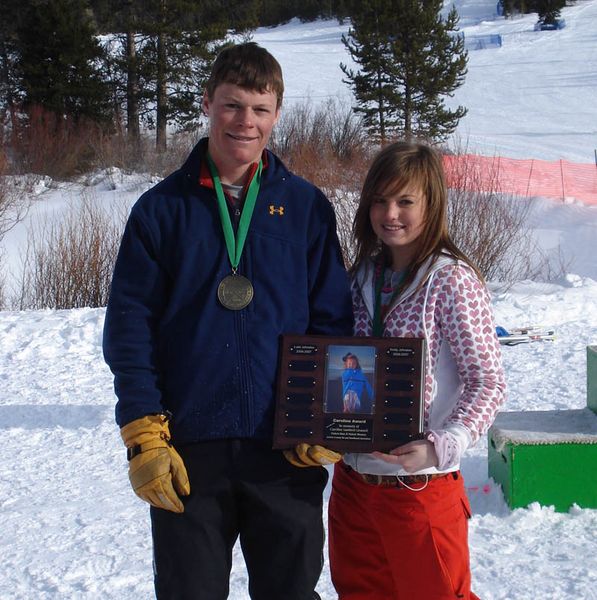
103, 139, 353, 444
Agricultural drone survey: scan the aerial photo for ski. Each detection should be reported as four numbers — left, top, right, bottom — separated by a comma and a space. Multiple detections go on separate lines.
496, 326, 556, 346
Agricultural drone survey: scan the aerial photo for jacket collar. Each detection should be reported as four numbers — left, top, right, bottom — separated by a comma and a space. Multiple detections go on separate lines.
354, 252, 457, 322
179, 137, 288, 190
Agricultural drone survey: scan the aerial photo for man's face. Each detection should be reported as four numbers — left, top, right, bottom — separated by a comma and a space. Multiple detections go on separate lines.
202, 83, 280, 184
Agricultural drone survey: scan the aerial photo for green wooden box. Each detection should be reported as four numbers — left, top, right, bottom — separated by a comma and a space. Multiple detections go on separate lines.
588, 345, 597, 414
488, 409, 597, 511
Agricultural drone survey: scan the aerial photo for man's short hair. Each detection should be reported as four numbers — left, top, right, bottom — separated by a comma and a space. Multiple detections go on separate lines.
205, 42, 284, 109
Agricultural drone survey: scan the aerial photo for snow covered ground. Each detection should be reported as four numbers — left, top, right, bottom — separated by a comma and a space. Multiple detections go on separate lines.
1, 0, 597, 598
1, 269, 596, 599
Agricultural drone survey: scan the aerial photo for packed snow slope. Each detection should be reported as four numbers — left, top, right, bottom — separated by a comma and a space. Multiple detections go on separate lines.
254, 0, 597, 163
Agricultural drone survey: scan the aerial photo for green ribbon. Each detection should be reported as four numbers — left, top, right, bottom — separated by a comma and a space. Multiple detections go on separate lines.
206, 154, 262, 271
372, 266, 406, 336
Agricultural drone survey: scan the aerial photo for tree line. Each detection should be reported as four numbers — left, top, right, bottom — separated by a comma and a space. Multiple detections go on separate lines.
1, 0, 469, 168
500, 0, 566, 24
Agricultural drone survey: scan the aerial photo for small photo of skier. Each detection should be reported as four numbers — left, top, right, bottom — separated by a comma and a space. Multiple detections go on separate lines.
324, 345, 376, 414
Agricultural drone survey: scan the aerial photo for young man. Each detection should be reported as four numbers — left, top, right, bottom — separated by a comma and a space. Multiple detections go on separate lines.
103, 43, 353, 599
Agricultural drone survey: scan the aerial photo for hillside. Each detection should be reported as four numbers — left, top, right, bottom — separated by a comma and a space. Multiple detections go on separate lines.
253, 0, 597, 163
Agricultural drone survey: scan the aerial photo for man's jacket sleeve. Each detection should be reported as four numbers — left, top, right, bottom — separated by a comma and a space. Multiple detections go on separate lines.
103, 205, 168, 427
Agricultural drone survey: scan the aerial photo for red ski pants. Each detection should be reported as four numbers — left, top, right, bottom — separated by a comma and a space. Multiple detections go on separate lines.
328, 462, 480, 600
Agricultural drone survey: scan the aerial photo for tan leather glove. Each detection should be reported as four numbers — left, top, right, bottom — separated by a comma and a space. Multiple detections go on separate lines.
283, 443, 342, 467
120, 414, 190, 513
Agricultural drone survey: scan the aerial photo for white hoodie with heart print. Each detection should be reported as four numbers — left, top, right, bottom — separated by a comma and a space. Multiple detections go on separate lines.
343, 253, 507, 476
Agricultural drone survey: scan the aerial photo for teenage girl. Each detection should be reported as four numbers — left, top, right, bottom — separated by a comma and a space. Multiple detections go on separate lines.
328, 141, 507, 600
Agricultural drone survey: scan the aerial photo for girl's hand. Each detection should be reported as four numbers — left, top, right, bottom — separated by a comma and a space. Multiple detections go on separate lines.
371, 440, 439, 473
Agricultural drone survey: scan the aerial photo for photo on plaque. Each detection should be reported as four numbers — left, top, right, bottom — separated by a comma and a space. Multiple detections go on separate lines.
324, 345, 376, 415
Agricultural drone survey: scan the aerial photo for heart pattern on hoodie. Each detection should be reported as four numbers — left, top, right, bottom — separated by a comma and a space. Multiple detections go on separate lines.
351, 261, 506, 445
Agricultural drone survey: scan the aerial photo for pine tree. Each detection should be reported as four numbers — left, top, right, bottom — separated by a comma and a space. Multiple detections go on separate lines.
0, 0, 22, 124
15, 0, 112, 124
104, 0, 256, 151
141, 0, 228, 152
342, 0, 468, 143
535, 0, 565, 25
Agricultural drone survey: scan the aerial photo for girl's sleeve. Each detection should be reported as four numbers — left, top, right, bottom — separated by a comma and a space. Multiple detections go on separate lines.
435, 265, 507, 445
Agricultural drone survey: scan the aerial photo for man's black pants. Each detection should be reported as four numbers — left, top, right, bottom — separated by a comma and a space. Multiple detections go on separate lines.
150, 439, 328, 600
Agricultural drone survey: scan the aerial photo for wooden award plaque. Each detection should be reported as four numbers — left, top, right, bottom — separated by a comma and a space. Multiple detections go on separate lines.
273, 334, 426, 453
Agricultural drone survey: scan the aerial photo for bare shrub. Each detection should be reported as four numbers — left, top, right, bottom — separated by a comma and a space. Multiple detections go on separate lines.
89, 124, 139, 174
444, 152, 564, 283
448, 187, 531, 281
140, 129, 203, 178
0, 150, 32, 310
9, 105, 111, 179
271, 99, 369, 174
270, 100, 371, 266
269, 101, 320, 160
16, 195, 126, 309
325, 138, 561, 280
0, 254, 5, 310
92, 127, 204, 179
328, 187, 360, 267
0, 151, 30, 240
289, 143, 370, 268
5, 104, 205, 181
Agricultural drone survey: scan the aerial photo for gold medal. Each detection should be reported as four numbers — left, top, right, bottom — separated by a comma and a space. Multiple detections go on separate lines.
217, 274, 254, 310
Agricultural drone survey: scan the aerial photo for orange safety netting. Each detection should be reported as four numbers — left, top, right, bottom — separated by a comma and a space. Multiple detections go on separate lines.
442, 154, 597, 206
